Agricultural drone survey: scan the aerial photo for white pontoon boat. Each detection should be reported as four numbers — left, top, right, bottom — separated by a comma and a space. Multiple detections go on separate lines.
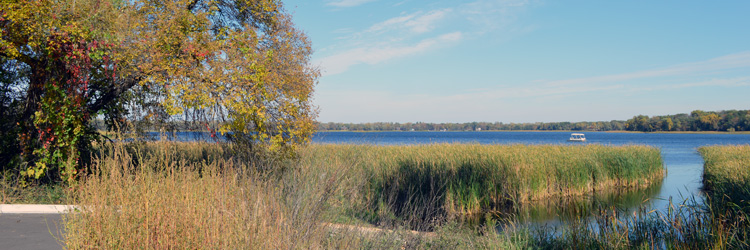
568, 133, 586, 142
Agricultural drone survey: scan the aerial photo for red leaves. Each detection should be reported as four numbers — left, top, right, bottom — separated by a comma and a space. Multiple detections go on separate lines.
26, 32, 119, 182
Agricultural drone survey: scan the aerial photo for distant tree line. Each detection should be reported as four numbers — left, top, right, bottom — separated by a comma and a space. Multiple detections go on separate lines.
624, 110, 750, 132
317, 110, 750, 132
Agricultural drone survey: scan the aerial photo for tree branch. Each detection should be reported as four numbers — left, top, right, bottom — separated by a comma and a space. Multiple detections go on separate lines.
87, 75, 142, 114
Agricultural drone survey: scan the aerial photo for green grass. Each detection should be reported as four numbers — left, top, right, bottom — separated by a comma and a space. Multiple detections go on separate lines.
517, 145, 750, 249
0, 173, 67, 204
700, 145, 750, 209
301, 144, 664, 229
698, 145, 750, 247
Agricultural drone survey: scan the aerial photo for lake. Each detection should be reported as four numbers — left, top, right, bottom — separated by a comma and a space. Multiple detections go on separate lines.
312, 131, 750, 222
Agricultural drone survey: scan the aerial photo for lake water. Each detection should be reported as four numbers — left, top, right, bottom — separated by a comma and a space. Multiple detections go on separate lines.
312, 131, 750, 222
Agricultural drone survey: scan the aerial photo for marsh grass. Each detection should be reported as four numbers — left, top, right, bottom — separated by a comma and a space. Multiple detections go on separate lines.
302, 144, 664, 229
698, 145, 750, 246
62, 141, 530, 249
61, 142, 672, 249
522, 144, 750, 249
62, 141, 357, 249
525, 193, 750, 249
700, 145, 750, 211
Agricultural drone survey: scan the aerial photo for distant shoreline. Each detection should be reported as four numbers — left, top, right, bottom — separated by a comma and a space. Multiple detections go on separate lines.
98, 129, 750, 135
316, 130, 750, 134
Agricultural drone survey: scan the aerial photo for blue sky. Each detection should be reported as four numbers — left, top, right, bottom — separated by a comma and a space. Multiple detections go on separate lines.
284, 0, 750, 123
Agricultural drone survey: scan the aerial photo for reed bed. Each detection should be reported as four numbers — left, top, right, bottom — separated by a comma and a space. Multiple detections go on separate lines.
61, 142, 669, 249
301, 144, 664, 229
522, 144, 750, 249
527, 196, 733, 249
700, 145, 750, 210
62, 141, 353, 249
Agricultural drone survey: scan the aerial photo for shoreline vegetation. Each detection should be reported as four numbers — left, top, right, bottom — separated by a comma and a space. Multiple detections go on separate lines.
50, 141, 667, 248
316, 129, 750, 134
4, 141, 750, 248
305, 144, 664, 228
315, 109, 750, 133
700, 145, 750, 213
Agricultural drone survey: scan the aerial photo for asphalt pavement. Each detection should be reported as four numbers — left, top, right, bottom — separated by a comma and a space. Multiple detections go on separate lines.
0, 209, 66, 250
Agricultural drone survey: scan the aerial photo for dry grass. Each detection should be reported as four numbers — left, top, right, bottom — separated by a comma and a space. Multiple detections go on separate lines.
62, 141, 353, 249
60, 141, 667, 249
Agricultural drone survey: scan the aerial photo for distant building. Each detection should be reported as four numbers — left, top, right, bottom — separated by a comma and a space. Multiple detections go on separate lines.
475, 127, 482, 131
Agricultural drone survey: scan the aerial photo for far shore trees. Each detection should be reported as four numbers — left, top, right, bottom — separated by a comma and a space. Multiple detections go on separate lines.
316, 110, 750, 133
0, 0, 318, 183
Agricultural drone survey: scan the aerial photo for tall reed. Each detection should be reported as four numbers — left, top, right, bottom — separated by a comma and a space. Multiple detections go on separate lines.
301, 144, 664, 229
60, 142, 670, 249
520, 145, 750, 249
700, 145, 750, 210
62, 141, 350, 249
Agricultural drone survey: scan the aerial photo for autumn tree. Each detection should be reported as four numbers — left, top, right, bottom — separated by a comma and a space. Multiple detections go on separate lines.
1, 0, 318, 182
1, 0, 125, 182
127, 0, 319, 159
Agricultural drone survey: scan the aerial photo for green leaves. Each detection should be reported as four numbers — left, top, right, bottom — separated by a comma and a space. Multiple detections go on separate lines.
4, 0, 318, 183
1, 0, 121, 183
134, 0, 318, 158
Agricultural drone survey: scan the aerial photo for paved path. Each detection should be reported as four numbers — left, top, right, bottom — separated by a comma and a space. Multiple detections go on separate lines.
0, 205, 68, 250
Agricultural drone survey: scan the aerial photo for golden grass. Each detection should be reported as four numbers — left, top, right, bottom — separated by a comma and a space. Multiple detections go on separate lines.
63, 141, 350, 249
61, 141, 665, 249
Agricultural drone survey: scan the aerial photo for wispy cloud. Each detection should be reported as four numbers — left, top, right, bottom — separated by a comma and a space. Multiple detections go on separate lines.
316, 82, 625, 123
460, 0, 532, 34
318, 32, 463, 75
367, 9, 451, 34
317, 0, 531, 76
326, 0, 377, 7
317, 74, 750, 123
545, 51, 750, 86
636, 77, 750, 92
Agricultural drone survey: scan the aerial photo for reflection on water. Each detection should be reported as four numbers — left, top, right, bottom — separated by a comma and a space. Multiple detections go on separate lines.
457, 180, 664, 228
514, 180, 663, 223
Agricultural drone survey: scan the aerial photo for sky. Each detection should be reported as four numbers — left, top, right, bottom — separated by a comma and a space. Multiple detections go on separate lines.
283, 0, 750, 123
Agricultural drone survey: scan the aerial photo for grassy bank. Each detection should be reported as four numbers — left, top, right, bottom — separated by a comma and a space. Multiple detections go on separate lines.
700, 145, 750, 209
63, 142, 348, 249
59, 142, 668, 249
699, 145, 750, 245
60, 142, 539, 249
303, 144, 663, 228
